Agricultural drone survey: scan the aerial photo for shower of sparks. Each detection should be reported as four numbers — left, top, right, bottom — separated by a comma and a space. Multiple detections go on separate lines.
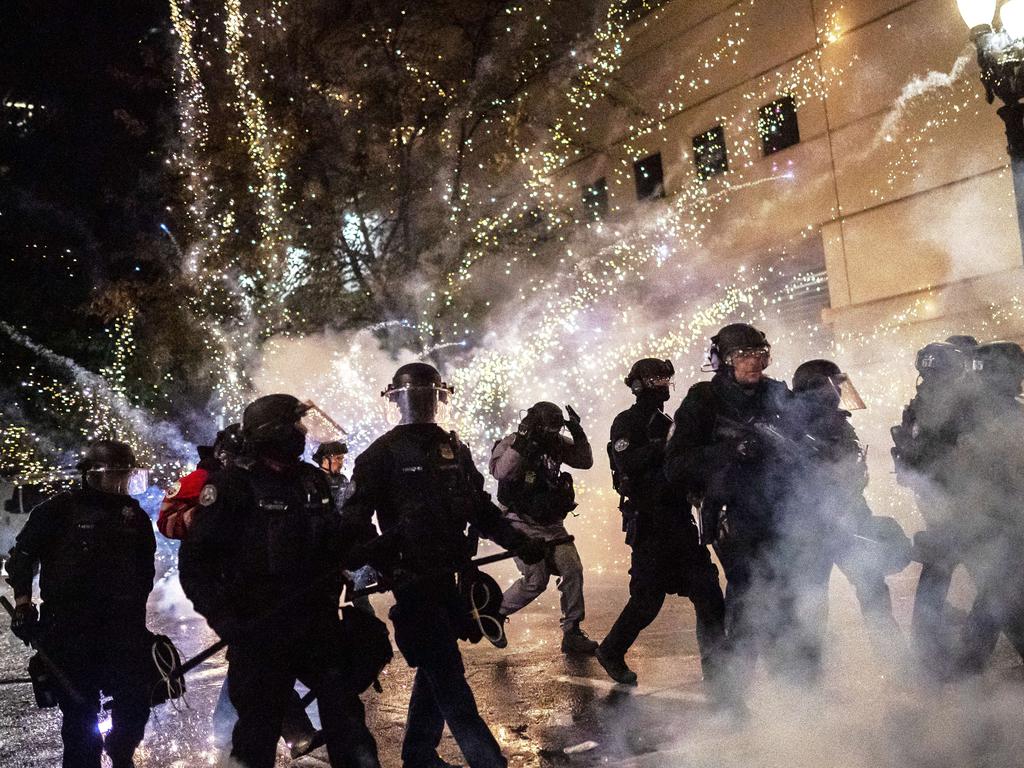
2, 0, 1014, 562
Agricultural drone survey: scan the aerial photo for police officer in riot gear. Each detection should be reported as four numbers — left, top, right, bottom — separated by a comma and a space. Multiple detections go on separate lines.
179, 394, 390, 768
341, 362, 547, 768
490, 400, 597, 654
891, 336, 978, 675
950, 341, 1024, 674
6, 440, 155, 768
786, 360, 907, 671
664, 323, 791, 695
314, 440, 350, 508
597, 358, 727, 688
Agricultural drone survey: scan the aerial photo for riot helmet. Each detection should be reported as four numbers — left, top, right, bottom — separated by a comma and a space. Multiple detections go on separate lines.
242, 394, 311, 459
382, 362, 454, 425
915, 341, 969, 381
213, 423, 244, 465
971, 340, 1024, 396
793, 359, 865, 410
524, 401, 564, 431
625, 358, 674, 401
518, 401, 565, 449
706, 323, 770, 371
313, 440, 349, 475
77, 440, 150, 496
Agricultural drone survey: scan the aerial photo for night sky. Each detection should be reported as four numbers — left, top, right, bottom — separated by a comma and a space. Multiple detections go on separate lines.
1, 1, 176, 376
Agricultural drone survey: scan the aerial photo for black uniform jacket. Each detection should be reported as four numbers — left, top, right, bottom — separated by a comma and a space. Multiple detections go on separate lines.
664, 371, 791, 541
609, 402, 673, 511
179, 459, 345, 641
7, 485, 155, 630
341, 423, 528, 575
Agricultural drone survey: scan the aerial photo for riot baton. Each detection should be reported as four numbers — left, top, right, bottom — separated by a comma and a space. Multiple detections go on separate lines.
173, 535, 573, 680
0, 595, 87, 707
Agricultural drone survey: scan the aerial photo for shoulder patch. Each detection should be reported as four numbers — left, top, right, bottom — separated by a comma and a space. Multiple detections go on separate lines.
613, 438, 630, 452
439, 442, 455, 460
198, 484, 218, 507
165, 481, 182, 499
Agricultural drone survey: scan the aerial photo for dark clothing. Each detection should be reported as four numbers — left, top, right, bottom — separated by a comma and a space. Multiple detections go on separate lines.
326, 472, 350, 510
663, 372, 792, 691
783, 397, 902, 670
6, 486, 156, 768
664, 372, 792, 544
341, 423, 530, 580
179, 461, 347, 641
7, 486, 155, 620
947, 395, 1024, 674
400, 629, 507, 768
603, 402, 726, 680
893, 384, 970, 672
179, 459, 386, 768
226, 610, 386, 768
342, 423, 528, 768
45, 627, 152, 768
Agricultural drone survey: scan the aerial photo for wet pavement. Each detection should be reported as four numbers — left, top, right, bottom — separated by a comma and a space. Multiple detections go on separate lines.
2, 560, 1023, 768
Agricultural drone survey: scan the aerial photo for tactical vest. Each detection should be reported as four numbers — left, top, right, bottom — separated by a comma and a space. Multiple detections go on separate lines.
42, 490, 151, 611
497, 453, 576, 525
385, 431, 477, 570
238, 466, 336, 580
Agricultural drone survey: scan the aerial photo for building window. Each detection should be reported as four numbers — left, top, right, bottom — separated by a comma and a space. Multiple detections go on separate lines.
758, 95, 799, 156
633, 153, 664, 200
582, 177, 608, 220
693, 125, 728, 180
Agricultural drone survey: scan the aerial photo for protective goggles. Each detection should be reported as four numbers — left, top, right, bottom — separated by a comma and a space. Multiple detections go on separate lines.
640, 375, 674, 389
725, 347, 771, 366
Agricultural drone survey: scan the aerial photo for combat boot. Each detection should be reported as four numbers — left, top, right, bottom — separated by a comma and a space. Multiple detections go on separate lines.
561, 626, 598, 654
595, 644, 638, 686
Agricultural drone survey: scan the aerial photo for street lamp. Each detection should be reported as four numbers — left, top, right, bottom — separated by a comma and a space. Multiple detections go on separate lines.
959, 0, 1024, 249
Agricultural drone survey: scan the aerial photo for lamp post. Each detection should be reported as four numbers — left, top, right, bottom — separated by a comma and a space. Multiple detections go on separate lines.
958, 0, 1024, 251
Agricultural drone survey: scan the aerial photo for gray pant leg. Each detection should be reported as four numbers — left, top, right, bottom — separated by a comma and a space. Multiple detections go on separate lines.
551, 542, 586, 633
500, 557, 551, 617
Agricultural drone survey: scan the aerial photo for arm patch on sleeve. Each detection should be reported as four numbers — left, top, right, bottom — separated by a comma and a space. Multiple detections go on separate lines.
199, 484, 218, 507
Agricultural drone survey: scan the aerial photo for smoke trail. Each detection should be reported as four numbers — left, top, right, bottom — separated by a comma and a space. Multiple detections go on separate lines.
0, 321, 195, 479
875, 52, 972, 145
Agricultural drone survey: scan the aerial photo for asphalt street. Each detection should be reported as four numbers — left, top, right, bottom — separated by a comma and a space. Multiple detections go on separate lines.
2, 561, 1022, 768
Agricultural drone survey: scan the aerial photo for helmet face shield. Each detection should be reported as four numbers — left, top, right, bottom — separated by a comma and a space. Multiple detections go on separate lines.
85, 467, 151, 496
384, 384, 453, 426
299, 402, 348, 445
834, 373, 866, 411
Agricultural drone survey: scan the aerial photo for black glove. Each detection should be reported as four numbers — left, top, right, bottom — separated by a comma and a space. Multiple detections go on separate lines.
565, 404, 582, 427
564, 405, 587, 442
11, 603, 38, 645
516, 538, 548, 565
